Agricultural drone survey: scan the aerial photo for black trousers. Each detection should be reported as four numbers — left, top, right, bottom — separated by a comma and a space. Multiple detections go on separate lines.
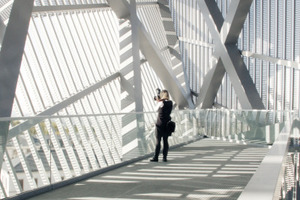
153, 126, 169, 159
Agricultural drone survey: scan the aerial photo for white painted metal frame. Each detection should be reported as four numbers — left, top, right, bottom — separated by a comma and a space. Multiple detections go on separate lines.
0, 0, 299, 198
108, 0, 194, 109
238, 120, 294, 200
170, 0, 300, 111
196, 0, 264, 109
0, 0, 34, 181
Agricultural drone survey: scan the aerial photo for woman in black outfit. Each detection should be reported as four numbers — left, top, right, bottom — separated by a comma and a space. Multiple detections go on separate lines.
150, 90, 173, 162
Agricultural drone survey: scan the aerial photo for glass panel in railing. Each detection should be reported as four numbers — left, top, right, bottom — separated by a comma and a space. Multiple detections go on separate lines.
0, 118, 52, 198
121, 111, 204, 161
285, 117, 300, 199
47, 114, 124, 180
47, 116, 84, 182
192, 109, 295, 145
2, 109, 294, 199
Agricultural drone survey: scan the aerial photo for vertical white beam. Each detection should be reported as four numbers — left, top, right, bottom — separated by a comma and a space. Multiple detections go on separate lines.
130, 0, 143, 112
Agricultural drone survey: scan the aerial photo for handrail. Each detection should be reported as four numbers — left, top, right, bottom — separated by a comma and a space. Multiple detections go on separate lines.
0, 109, 296, 199
0, 109, 292, 121
238, 121, 293, 200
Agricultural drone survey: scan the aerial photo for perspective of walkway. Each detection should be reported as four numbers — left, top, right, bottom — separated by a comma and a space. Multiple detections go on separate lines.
27, 138, 269, 200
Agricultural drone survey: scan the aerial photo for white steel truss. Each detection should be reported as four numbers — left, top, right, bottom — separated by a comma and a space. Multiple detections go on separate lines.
196, 0, 265, 109
0, 0, 299, 198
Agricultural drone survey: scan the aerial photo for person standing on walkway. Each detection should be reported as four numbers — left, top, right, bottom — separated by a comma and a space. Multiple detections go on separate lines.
150, 89, 173, 162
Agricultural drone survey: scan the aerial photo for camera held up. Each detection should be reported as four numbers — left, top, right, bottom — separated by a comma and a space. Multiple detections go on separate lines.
154, 88, 161, 101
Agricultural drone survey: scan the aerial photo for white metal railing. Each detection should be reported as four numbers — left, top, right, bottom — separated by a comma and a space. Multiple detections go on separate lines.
280, 120, 300, 200
238, 115, 299, 200
0, 109, 296, 199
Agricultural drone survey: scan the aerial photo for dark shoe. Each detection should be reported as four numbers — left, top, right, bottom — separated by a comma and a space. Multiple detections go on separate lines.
163, 158, 167, 162
150, 158, 158, 162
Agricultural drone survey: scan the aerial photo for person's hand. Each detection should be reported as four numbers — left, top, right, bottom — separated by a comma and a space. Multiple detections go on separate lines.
157, 98, 163, 102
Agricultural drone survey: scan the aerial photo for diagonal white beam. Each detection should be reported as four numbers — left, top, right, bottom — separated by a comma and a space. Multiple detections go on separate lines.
196, 0, 265, 109
0, 18, 5, 45
7, 73, 120, 141
107, 0, 130, 19
137, 23, 193, 109
108, 0, 194, 109
0, 0, 34, 175
32, 4, 109, 13
157, 0, 191, 96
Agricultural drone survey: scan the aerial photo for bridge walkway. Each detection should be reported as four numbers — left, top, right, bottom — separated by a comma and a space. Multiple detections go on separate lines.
27, 138, 269, 200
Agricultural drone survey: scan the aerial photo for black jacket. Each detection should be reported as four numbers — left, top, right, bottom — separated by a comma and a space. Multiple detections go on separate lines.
156, 100, 173, 128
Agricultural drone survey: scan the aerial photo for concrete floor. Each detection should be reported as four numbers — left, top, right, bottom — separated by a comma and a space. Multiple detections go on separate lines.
27, 139, 269, 200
